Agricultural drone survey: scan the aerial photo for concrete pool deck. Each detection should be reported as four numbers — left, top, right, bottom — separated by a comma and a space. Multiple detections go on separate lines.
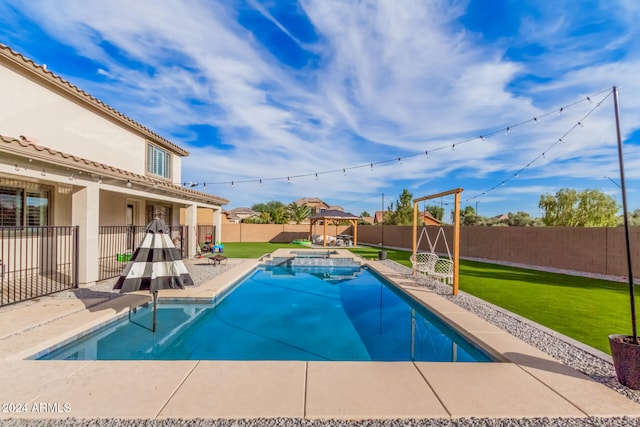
0, 249, 639, 421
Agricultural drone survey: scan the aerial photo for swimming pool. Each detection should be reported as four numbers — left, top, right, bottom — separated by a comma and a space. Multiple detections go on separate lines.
36, 264, 492, 362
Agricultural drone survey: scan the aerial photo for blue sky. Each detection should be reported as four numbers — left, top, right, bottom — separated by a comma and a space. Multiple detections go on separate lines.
1, 0, 640, 219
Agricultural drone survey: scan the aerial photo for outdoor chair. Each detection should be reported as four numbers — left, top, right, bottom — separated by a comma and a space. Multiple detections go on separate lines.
430, 258, 454, 285
410, 252, 439, 276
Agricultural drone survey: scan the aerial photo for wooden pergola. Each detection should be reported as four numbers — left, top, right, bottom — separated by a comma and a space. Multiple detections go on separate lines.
309, 209, 359, 247
413, 188, 463, 295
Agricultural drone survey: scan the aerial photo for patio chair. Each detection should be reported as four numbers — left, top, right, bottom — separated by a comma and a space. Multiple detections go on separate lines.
430, 258, 454, 285
410, 252, 439, 276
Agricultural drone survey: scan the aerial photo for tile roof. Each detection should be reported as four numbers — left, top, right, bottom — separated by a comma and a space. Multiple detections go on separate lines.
0, 134, 228, 206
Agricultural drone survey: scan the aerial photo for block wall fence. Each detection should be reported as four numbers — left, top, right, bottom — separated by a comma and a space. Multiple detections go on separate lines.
221, 224, 640, 278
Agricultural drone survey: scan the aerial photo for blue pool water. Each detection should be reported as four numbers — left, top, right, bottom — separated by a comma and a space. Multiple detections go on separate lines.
37, 265, 492, 362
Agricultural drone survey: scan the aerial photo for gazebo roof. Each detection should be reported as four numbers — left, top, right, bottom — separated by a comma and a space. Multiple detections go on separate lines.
309, 210, 359, 220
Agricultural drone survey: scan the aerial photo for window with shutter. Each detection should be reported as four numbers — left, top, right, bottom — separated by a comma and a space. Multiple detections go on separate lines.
147, 143, 171, 179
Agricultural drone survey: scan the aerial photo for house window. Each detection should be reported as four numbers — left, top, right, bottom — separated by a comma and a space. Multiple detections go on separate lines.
0, 186, 50, 226
147, 144, 171, 179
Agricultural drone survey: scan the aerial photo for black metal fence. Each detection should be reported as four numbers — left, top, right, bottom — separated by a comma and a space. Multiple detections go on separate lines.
0, 226, 78, 307
98, 225, 188, 281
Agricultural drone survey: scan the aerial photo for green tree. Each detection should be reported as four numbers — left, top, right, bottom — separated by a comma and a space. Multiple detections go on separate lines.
627, 209, 640, 226
252, 200, 287, 224
288, 202, 311, 224
507, 211, 536, 226
271, 206, 289, 224
360, 210, 371, 217
457, 205, 483, 226
386, 189, 414, 225
538, 188, 619, 227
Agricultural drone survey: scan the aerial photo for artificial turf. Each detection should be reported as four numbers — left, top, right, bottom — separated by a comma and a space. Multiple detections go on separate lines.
220, 242, 636, 354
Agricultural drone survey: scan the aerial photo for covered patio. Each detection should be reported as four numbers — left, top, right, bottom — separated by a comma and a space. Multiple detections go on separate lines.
308, 209, 359, 247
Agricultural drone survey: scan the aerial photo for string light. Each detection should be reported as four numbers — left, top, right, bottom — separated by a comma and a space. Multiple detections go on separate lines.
14, 164, 19, 171
41, 169, 46, 177
98, 176, 103, 184
287, 176, 291, 183
126, 180, 132, 188
186, 87, 612, 189
454, 88, 612, 205
343, 168, 346, 175
259, 179, 263, 187
203, 182, 207, 190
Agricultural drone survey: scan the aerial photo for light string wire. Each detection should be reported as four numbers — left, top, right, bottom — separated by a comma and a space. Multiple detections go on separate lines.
182, 87, 612, 188
445, 88, 614, 206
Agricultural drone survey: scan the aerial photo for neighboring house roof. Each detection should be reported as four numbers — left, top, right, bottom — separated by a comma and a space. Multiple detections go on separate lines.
360, 216, 374, 225
492, 213, 509, 221
0, 134, 229, 206
224, 213, 240, 223
226, 207, 260, 217
0, 43, 188, 157
294, 197, 343, 213
374, 211, 385, 224
422, 211, 442, 226
294, 197, 325, 206
309, 209, 358, 220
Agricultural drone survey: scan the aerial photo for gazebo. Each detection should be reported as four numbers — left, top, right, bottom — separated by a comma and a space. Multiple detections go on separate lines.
308, 209, 359, 247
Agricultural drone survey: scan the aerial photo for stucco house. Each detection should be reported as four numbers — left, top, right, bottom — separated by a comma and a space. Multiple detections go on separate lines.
224, 207, 261, 224
0, 43, 228, 302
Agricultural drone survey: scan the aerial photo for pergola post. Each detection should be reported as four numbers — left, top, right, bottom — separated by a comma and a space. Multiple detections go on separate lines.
412, 201, 418, 274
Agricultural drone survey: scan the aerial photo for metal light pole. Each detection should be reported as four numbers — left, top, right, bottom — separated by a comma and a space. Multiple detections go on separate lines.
613, 86, 637, 344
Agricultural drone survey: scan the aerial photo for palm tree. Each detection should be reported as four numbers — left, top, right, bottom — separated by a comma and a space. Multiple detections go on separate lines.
288, 202, 311, 224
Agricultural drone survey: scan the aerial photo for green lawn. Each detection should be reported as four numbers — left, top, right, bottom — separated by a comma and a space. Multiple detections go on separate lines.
219, 242, 634, 354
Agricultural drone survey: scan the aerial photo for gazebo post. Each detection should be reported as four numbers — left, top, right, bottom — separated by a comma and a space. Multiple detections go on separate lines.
352, 219, 358, 247
323, 220, 327, 247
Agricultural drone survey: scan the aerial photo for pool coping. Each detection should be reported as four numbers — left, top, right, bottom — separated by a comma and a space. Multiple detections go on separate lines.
0, 249, 639, 420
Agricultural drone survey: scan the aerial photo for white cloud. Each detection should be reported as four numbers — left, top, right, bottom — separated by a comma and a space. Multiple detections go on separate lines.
5, 0, 640, 215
